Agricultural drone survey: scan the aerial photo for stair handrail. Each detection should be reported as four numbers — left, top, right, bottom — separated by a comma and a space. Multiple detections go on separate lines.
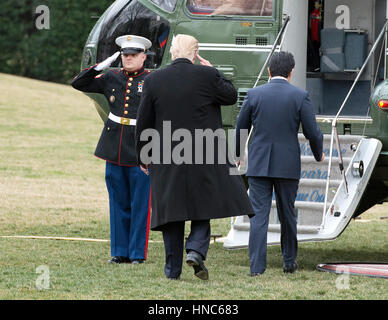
321, 19, 388, 230
253, 15, 291, 87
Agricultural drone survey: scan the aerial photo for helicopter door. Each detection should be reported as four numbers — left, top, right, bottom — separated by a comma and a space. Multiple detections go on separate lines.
304, 0, 387, 120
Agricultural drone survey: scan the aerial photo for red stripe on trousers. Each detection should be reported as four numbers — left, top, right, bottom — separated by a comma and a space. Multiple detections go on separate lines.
144, 187, 152, 260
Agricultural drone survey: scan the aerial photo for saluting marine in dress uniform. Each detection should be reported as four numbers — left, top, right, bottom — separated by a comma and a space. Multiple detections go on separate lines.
72, 35, 152, 264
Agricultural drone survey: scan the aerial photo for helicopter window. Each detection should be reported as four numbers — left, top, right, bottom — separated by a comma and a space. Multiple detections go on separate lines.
150, 0, 178, 13
187, 0, 273, 16
97, 0, 170, 69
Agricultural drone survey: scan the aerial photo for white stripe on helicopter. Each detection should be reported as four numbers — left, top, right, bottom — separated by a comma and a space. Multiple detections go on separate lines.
198, 43, 281, 52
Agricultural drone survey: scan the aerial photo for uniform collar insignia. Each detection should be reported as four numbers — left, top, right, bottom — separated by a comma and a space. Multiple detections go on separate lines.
123, 67, 145, 78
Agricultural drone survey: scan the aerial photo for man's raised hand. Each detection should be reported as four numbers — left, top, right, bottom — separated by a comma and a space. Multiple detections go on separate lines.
197, 54, 212, 67
95, 51, 121, 71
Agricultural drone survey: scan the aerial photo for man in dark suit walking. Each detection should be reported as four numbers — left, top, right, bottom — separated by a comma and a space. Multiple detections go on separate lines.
235, 51, 324, 275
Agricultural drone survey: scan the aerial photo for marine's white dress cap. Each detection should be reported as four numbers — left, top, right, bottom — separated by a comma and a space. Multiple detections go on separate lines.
115, 35, 152, 54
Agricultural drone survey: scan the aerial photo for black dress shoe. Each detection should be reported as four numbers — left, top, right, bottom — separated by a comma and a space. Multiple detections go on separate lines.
186, 250, 209, 280
108, 256, 130, 264
283, 262, 298, 274
130, 259, 144, 265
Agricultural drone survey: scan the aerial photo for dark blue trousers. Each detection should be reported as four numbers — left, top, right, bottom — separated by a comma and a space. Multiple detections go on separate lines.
248, 177, 299, 274
105, 162, 151, 260
161, 220, 211, 279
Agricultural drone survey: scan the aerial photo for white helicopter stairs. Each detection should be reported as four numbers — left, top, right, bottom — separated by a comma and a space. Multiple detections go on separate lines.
223, 133, 382, 249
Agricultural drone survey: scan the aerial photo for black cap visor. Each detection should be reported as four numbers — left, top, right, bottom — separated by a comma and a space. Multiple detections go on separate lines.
121, 47, 145, 55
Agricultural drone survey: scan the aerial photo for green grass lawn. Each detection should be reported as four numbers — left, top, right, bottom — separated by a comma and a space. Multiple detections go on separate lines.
0, 73, 387, 300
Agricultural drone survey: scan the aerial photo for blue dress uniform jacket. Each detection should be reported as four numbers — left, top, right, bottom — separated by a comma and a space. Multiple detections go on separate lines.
71, 66, 149, 166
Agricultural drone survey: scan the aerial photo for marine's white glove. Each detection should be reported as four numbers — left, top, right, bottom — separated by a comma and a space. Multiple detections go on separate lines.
94, 51, 121, 71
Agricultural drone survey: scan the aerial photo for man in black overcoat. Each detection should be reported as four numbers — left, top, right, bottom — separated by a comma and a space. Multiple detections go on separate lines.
135, 34, 254, 280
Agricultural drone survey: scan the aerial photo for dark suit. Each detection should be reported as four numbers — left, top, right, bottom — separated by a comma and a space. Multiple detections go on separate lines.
236, 77, 323, 273
135, 58, 254, 278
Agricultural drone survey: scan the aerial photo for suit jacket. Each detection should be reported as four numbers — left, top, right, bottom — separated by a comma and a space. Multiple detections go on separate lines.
71, 66, 148, 166
235, 78, 323, 180
135, 58, 254, 230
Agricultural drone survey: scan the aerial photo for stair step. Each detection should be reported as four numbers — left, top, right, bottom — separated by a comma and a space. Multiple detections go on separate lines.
268, 224, 320, 234
298, 133, 364, 143
233, 222, 320, 234
297, 179, 340, 202
270, 200, 325, 226
272, 200, 324, 210
301, 156, 352, 164
301, 157, 349, 181
299, 134, 363, 160
300, 179, 341, 187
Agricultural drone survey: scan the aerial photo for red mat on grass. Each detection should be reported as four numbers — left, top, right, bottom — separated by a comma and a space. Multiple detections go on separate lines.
317, 262, 388, 278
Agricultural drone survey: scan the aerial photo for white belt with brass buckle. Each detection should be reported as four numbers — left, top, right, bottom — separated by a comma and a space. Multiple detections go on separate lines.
108, 112, 136, 126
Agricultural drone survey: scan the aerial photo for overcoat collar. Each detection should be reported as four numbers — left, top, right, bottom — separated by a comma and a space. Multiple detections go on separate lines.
171, 58, 193, 65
